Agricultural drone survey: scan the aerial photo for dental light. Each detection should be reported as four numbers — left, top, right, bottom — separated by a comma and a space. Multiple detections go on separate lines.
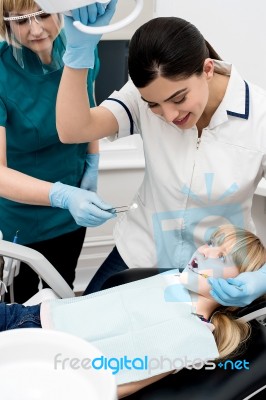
36, 0, 144, 34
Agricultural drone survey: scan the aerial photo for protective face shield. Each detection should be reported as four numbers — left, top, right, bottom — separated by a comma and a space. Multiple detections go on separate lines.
3, 7, 65, 75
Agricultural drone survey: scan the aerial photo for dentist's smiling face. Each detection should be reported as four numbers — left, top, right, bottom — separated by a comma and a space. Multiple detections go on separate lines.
139, 74, 209, 128
138, 59, 214, 129
180, 238, 239, 299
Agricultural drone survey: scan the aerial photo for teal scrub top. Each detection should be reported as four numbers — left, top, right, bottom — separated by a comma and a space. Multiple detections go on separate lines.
0, 35, 100, 244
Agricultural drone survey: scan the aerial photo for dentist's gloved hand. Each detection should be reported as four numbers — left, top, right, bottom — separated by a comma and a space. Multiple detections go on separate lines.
49, 181, 115, 227
80, 153, 99, 192
71, 2, 107, 24
63, 0, 118, 69
208, 264, 266, 307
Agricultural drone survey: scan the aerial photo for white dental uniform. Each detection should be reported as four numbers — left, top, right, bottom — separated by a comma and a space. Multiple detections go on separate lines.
101, 60, 266, 270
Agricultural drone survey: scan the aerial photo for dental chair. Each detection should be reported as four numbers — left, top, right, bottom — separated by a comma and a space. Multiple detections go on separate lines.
0, 240, 117, 400
0, 239, 75, 304
102, 268, 266, 400
0, 241, 265, 399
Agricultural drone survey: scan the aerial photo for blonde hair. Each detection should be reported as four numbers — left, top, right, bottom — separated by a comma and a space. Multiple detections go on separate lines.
210, 225, 266, 359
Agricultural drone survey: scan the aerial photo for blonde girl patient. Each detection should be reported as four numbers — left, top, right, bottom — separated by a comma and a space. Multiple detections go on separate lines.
180, 225, 266, 359
0, 224, 265, 398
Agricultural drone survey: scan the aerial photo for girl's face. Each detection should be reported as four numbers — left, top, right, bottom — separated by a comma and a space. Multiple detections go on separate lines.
8, 6, 60, 58
138, 59, 214, 129
180, 238, 239, 300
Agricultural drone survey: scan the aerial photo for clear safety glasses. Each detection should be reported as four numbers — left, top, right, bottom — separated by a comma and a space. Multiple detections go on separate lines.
3, 10, 52, 26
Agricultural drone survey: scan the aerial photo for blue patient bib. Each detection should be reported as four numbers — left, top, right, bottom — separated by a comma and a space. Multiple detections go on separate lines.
41, 271, 219, 384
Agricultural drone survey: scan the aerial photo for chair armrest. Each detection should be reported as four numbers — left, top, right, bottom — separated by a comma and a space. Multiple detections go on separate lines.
237, 299, 266, 322
23, 288, 61, 306
0, 240, 74, 299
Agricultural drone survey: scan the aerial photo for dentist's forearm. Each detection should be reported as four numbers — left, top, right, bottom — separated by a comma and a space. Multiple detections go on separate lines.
88, 141, 99, 154
56, 67, 93, 143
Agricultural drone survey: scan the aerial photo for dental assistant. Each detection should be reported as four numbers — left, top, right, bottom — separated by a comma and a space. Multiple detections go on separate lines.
57, 13, 266, 307
0, 0, 115, 302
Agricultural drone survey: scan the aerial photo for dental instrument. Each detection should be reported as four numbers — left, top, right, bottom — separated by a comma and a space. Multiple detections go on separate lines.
108, 203, 138, 213
189, 264, 244, 291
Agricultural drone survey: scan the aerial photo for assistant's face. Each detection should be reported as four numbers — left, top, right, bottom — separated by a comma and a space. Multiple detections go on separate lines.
8, 6, 60, 58
180, 239, 239, 300
138, 61, 213, 129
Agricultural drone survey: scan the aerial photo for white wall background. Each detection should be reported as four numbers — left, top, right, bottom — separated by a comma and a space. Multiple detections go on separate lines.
102, 0, 155, 40
155, 0, 266, 89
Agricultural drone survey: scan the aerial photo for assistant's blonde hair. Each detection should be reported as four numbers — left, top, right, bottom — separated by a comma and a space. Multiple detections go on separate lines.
0, 0, 36, 38
210, 225, 266, 359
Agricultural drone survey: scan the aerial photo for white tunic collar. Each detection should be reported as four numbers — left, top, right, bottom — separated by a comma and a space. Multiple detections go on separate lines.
209, 60, 250, 129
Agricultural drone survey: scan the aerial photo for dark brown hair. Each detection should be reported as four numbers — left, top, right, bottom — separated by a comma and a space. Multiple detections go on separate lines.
128, 17, 222, 88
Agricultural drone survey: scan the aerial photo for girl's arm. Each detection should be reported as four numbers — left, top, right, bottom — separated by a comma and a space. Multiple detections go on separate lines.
56, 67, 118, 144
117, 371, 173, 399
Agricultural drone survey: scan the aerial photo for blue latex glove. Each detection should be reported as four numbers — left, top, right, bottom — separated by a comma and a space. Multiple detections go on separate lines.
63, 0, 118, 69
208, 264, 266, 306
71, 3, 107, 24
80, 153, 99, 192
49, 181, 115, 227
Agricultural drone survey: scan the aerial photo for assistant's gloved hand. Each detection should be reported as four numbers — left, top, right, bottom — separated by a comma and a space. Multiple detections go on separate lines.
80, 153, 99, 192
49, 181, 115, 227
208, 264, 266, 307
63, 0, 118, 69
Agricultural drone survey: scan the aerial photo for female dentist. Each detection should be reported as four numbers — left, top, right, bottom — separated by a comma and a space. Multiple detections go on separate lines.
0, 0, 116, 302
56, 12, 266, 307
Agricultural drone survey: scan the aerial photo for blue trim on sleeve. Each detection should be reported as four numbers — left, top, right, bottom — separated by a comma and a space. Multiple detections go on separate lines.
106, 98, 134, 135
227, 81, 249, 120
0, 303, 7, 331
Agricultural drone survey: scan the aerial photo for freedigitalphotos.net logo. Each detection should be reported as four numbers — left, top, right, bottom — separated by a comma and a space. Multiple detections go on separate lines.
53, 354, 250, 375
217, 359, 250, 370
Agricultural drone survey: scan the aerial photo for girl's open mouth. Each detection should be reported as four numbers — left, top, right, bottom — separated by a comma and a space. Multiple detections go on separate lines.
190, 258, 198, 268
